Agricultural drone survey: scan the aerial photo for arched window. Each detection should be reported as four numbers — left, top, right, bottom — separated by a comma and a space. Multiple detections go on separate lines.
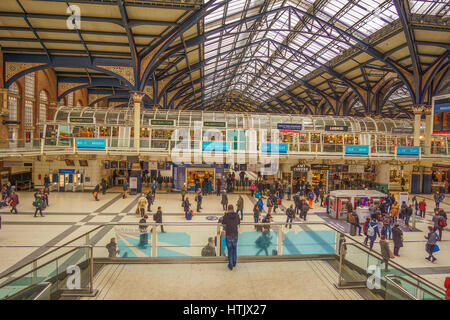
8, 82, 19, 121
67, 92, 74, 107
39, 90, 48, 123
24, 73, 35, 127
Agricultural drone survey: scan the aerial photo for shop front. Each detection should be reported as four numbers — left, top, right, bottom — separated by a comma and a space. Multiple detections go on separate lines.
172, 163, 226, 191
310, 164, 330, 191
291, 164, 309, 193
432, 163, 450, 193
389, 164, 409, 191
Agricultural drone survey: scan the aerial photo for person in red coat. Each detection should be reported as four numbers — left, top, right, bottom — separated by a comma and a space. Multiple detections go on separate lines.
418, 199, 427, 218
8, 191, 19, 214
445, 277, 450, 300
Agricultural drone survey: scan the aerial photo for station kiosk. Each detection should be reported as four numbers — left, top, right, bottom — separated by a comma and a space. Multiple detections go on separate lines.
328, 190, 386, 220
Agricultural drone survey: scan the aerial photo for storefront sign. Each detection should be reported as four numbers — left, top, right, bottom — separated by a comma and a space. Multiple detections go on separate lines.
261, 143, 287, 154
59, 169, 75, 174
2, 120, 21, 125
325, 125, 348, 132
391, 127, 414, 134
345, 145, 369, 155
76, 138, 106, 149
311, 164, 330, 171
202, 141, 229, 152
432, 163, 450, 171
150, 119, 175, 126
69, 117, 94, 124
396, 146, 419, 156
203, 121, 226, 128
277, 123, 302, 132
291, 164, 309, 172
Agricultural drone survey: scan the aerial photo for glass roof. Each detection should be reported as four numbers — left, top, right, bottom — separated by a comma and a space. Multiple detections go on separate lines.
202, 0, 402, 105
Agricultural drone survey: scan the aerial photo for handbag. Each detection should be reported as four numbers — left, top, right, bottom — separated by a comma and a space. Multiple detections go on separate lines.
433, 244, 440, 253
389, 249, 395, 259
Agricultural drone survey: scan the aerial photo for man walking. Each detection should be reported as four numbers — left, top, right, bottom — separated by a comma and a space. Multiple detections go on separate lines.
122, 180, 128, 199
285, 204, 295, 229
222, 204, 240, 270
236, 195, 244, 220
221, 191, 228, 211
154, 206, 165, 233
363, 218, 380, 250
195, 190, 203, 213
137, 193, 148, 217
181, 183, 187, 206
8, 191, 19, 214
139, 215, 149, 247
392, 223, 403, 257
425, 225, 439, 262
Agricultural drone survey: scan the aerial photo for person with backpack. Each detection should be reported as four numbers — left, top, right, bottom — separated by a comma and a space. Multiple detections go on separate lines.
236, 195, 244, 220
195, 190, 203, 213
137, 193, 148, 217
425, 225, 439, 262
392, 223, 403, 257
8, 191, 19, 214
201, 237, 216, 257
93, 184, 100, 201
183, 197, 191, 219
138, 215, 149, 247
434, 191, 441, 209
33, 192, 44, 217
432, 210, 446, 241
154, 206, 165, 233
218, 190, 227, 211
253, 204, 261, 225
382, 214, 392, 239
300, 199, 309, 221
221, 204, 240, 270
106, 238, 119, 258
363, 218, 380, 250
285, 204, 295, 229
400, 201, 407, 220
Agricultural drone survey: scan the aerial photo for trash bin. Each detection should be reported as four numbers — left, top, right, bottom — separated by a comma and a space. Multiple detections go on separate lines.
350, 223, 357, 236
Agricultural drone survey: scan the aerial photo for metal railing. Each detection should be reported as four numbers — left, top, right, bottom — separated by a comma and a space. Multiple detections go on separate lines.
385, 275, 443, 300
4, 282, 52, 300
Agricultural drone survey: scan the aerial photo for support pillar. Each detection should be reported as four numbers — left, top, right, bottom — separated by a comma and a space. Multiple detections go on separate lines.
0, 88, 8, 114
423, 105, 432, 155
411, 105, 423, 147
130, 91, 145, 153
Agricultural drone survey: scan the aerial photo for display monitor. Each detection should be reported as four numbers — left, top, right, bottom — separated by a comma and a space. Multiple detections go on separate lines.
65, 159, 75, 166
79, 160, 88, 167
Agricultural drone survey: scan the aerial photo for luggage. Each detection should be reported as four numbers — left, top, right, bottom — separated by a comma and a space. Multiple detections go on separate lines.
186, 210, 192, 220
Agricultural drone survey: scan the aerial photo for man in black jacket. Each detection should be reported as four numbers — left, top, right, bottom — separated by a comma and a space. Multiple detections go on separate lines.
154, 206, 165, 233
285, 204, 295, 229
222, 204, 240, 270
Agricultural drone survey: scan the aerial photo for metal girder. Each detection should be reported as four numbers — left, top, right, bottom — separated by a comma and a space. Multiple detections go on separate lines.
117, 0, 138, 87
138, 0, 225, 90
32, 0, 200, 10
57, 77, 126, 100
393, 0, 421, 102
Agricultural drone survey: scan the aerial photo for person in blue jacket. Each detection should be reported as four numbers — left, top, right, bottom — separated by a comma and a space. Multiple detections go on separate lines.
363, 218, 380, 250
257, 197, 264, 212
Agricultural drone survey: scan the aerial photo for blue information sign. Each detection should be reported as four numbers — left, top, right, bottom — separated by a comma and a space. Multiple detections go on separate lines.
277, 123, 302, 131
59, 169, 75, 174
76, 138, 106, 149
397, 146, 420, 156
345, 145, 369, 155
262, 143, 288, 153
202, 141, 229, 152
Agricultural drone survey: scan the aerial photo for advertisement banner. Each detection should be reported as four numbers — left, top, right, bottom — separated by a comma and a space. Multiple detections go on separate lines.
396, 146, 420, 156
202, 141, 229, 152
261, 143, 287, 154
345, 145, 369, 155
76, 138, 106, 149
57, 125, 72, 147
325, 125, 348, 132
432, 95, 450, 134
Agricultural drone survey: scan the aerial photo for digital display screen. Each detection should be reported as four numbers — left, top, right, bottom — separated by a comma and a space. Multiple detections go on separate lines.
65, 159, 75, 166
79, 160, 88, 167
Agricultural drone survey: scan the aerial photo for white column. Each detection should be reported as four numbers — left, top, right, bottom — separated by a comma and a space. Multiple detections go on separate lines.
423, 105, 432, 155
412, 105, 423, 147
130, 91, 144, 152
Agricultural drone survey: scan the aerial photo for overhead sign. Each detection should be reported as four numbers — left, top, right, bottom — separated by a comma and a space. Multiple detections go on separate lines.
69, 117, 94, 124
261, 143, 287, 154
2, 160, 24, 167
391, 127, 414, 134
345, 145, 369, 155
310, 164, 330, 171
202, 141, 229, 152
76, 138, 106, 149
396, 146, 420, 156
150, 119, 175, 126
203, 121, 226, 128
325, 125, 348, 132
59, 169, 75, 174
291, 164, 309, 172
277, 123, 302, 132
2, 120, 21, 125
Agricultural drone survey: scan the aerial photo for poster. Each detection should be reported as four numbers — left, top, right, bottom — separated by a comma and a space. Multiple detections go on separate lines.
57, 125, 72, 147
398, 192, 409, 206
130, 177, 137, 189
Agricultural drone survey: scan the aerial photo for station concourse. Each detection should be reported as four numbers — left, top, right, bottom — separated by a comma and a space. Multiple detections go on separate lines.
0, 0, 449, 302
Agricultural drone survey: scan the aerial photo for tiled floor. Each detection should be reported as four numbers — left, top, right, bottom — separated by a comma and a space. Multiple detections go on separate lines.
0, 189, 448, 296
